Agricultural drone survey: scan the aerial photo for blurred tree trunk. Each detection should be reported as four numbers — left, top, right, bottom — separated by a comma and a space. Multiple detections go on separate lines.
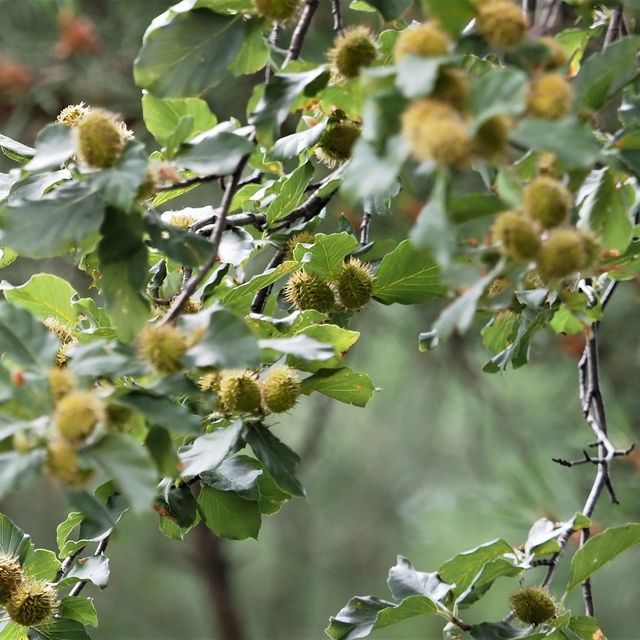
194, 524, 245, 640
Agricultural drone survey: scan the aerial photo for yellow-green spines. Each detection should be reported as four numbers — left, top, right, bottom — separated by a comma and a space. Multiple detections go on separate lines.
329, 27, 377, 79
527, 73, 573, 120
76, 108, 126, 168
199, 371, 222, 392
401, 98, 471, 167
538, 36, 568, 70
316, 119, 361, 167
46, 439, 93, 488
0, 555, 23, 605
336, 258, 374, 309
476, 0, 528, 49
137, 323, 187, 373
492, 211, 541, 261
56, 102, 91, 127
6, 579, 57, 627
473, 114, 512, 161
261, 365, 301, 413
284, 270, 336, 313
393, 22, 451, 62
47, 368, 76, 400
432, 67, 469, 110
523, 177, 572, 229
219, 371, 262, 414
537, 228, 587, 282
285, 231, 316, 259
252, 0, 299, 21
509, 586, 557, 625
54, 390, 105, 444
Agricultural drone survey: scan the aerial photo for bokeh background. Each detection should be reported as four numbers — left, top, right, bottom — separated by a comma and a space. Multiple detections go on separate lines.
1, 1, 640, 638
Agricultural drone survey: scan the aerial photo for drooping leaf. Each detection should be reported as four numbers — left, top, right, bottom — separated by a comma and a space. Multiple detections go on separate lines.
198, 485, 261, 540
23, 548, 61, 581
179, 420, 243, 477
29, 618, 92, 640
387, 556, 452, 602
229, 19, 270, 76
87, 434, 158, 513
64, 554, 110, 589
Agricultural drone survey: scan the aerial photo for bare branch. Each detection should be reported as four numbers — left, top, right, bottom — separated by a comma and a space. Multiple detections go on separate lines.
359, 212, 371, 246
604, 6, 623, 49
250, 249, 286, 314
284, 0, 319, 65
331, 0, 344, 35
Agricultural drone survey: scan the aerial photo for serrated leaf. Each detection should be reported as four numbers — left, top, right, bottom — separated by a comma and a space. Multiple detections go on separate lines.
566, 523, 640, 593
374, 240, 443, 304
300, 367, 374, 407
2, 274, 78, 326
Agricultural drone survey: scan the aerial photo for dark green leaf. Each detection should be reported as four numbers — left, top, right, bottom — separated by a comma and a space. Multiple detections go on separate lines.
395, 55, 448, 99
175, 130, 254, 177
29, 618, 91, 640
244, 422, 304, 497
68, 341, 142, 378
198, 485, 261, 540
116, 391, 202, 434
144, 213, 213, 267
421, 0, 475, 36
510, 117, 600, 169
469, 68, 527, 127
146, 427, 180, 478
0, 182, 105, 259
97, 208, 149, 342
24, 124, 75, 172
134, 9, 248, 98
179, 420, 243, 477
165, 484, 199, 527
363, 0, 412, 20
201, 455, 263, 501
229, 19, 269, 76
266, 162, 315, 225
87, 434, 157, 513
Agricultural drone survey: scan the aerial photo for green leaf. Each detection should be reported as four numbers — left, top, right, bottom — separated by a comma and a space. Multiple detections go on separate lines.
142, 93, 217, 149
184, 308, 261, 368
289, 324, 359, 372
198, 485, 261, 540
0, 134, 34, 163
88, 434, 158, 513
577, 167, 633, 252
249, 67, 330, 136
59, 596, 99, 628
259, 335, 335, 362
244, 422, 304, 497
0, 513, 31, 562
266, 162, 315, 225
566, 523, 640, 593
326, 594, 438, 640
269, 122, 327, 161
2, 274, 78, 326
24, 124, 75, 172
115, 391, 202, 434
229, 19, 269, 76
387, 556, 452, 602
63, 554, 110, 590
30, 618, 91, 640
201, 455, 263, 501
175, 130, 254, 177
374, 240, 443, 304
439, 539, 514, 597
68, 340, 142, 378
362, 0, 412, 19
0, 621, 27, 640
0, 304, 59, 368
421, 0, 475, 36
179, 420, 243, 477
23, 548, 60, 581
134, 8, 248, 98
222, 261, 299, 313
574, 36, 640, 111
457, 559, 521, 607
300, 367, 375, 407
568, 616, 604, 640
395, 55, 448, 99
510, 117, 600, 169
0, 451, 44, 500
144, 213, 213, 267
469, 68, 527, 128
97, 208, 149, 342
87, 143, 148, 211
293, 232, 359, 279
0, 182, 105, 259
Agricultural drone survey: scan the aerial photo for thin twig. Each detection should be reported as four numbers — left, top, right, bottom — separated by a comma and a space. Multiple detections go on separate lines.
161, 151, 253, 324
604, 6, 623, 48
250, 249, 286, 314
284, 0, 319, 65
523, 0, 536, 25
359, 213, 371, 246
266, 23, 281, 82
330, 0, 344, 34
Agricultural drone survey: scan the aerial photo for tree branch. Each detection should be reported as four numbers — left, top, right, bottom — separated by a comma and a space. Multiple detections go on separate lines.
250, 249, 286, 314
284, 0, 319, 65
523, 0, 536, 25
331, 0, 344, 35
604, 5, 623, 48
